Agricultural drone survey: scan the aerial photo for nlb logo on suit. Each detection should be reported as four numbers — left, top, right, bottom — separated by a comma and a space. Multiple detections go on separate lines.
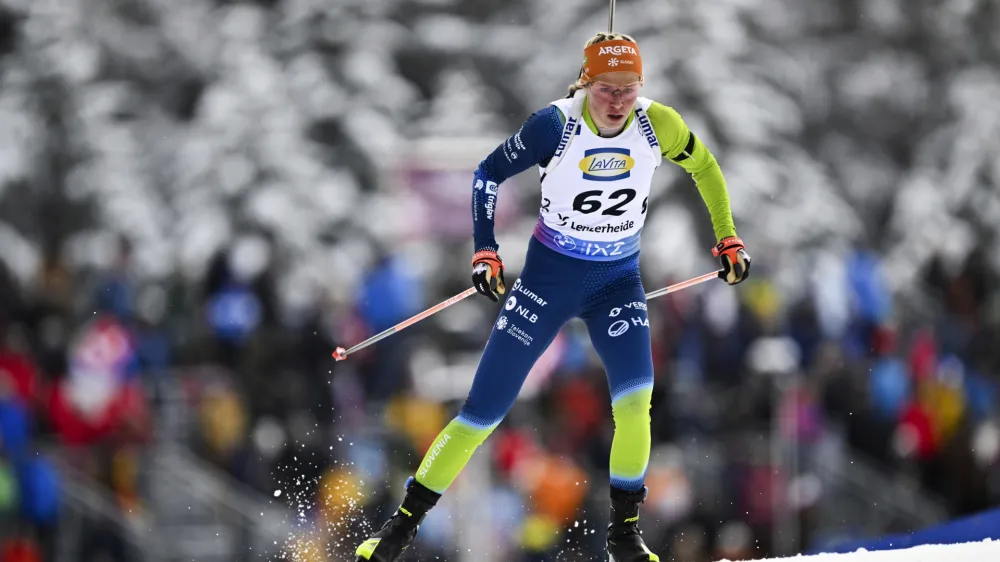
579, 148, 634, 181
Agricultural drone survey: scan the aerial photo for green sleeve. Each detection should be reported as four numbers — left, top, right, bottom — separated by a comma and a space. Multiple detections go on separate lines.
646, 101, 737, 241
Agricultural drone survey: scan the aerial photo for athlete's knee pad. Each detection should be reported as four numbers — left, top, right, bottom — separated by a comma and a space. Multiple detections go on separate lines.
611, 385, 653, 428
456, 401, 507, 430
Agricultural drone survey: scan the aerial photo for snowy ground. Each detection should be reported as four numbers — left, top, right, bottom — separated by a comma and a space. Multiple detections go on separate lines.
729, 540, 1000, 562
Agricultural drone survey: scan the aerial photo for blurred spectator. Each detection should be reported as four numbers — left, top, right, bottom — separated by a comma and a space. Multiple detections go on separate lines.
46, 315, 150, 447
354, 251, 426, 403
384, 393, 447, 453
0, 343, 40, 412
869, 356, 911, 422
195, 381, 250, 480
714, 520, 756, 561
14, 458, 59, 530
0, 538, 42, 562
92, 237, 136, 322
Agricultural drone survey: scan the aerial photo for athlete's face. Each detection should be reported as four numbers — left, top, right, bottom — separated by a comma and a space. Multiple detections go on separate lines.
587, 71, 642, 130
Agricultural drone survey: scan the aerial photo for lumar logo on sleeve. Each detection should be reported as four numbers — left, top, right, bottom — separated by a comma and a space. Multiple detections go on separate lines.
598, 45, 638, 57
579, 148, 634, 181
635, 109, 659, 149
554, 116, 579, 158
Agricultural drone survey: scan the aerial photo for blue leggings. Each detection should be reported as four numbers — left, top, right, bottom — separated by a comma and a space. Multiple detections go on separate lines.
412, 235, 654, 494
463, 235, 652, 423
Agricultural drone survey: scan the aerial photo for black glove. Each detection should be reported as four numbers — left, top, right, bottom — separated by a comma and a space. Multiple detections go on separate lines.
712, 236, 751, 285
471, 250, 506, 302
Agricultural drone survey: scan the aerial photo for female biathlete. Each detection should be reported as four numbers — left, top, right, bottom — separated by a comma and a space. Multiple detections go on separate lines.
356, 31, 751, 562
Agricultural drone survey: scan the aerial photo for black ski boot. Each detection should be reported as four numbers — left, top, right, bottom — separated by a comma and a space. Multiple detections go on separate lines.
356, 477, 441, 562
606, 486, 660, 562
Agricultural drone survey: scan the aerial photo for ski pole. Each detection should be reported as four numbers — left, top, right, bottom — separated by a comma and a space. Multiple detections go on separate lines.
644, 270, 721, 301
332, 270, 721, 362
333, 287, 478, 361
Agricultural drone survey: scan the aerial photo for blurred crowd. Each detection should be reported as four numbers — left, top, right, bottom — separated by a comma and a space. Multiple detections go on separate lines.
0, 0, 999, 561
1, 230, 998, 562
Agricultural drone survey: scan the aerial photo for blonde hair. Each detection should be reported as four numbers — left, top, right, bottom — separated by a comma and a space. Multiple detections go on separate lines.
566, 32, 639, 98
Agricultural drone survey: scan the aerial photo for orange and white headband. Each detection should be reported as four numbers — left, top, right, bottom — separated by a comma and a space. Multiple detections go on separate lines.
580, 39, 643, 83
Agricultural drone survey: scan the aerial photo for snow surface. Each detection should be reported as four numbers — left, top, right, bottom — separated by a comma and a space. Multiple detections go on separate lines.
726, 540, 1000, 562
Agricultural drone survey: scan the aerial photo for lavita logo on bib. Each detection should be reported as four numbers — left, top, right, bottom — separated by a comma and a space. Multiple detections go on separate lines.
579, 148, 634, 181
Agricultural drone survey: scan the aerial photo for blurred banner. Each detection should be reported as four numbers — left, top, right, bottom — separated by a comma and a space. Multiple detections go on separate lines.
813, 507, 1000, 555
392, 137, 524, 240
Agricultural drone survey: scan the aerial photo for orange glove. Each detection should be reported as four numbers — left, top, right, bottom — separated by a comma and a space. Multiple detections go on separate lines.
472, 250, 506, 302
712, 236, 751, 285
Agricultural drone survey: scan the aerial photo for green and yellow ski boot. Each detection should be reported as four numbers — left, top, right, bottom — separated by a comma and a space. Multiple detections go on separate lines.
355, 477, 440, 562
607, 486, 660, 562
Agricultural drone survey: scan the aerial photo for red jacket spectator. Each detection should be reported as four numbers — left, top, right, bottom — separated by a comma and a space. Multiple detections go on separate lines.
47, 380, 150, 446
0, 350, 39, 408
46, 316, 151, 446
0, 538, 42, 562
